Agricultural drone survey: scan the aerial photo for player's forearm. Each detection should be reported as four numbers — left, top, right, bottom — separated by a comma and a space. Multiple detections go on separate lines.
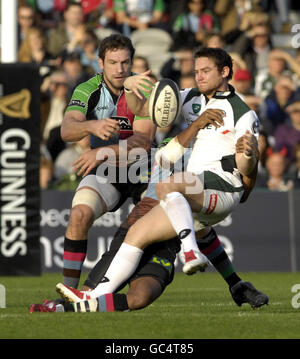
124, 90, 149, 116
177, 121, 200, 147
61, 117, 96, 142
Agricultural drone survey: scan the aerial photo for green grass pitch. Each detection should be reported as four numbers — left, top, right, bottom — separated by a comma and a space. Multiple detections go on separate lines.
0, 272, 299, 339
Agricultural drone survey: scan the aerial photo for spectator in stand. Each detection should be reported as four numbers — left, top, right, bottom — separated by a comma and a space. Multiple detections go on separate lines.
47, 2, 85, 57
274, 100, 300, 162
40, 144, 54, 190
257, 148, 293, 191
132, 55, 150, 74
78, 0, 115, 29
160, 46, 194, 86
61, 52, 91, 99
286, 142, 300, 189
17, 3, 37, 48
259, 0, 291, 33
255, 49, 300, 100
54, 135, 90, 179
205, 33, 226, 49
114, 0, 166, 37
42, 70, 69, 162
259, 74, 300, 136
232, 22, 272, 81
231, 68, 262, 112
257, 130, 271, 180
214, 0, 238, 42
57, 23, 102, 75
172, 0, 220, 48
18, 26, 55, 72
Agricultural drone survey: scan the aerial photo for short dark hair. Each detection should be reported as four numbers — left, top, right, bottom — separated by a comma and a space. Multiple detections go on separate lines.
98, 34, 135, 62
193, 47, 233, 80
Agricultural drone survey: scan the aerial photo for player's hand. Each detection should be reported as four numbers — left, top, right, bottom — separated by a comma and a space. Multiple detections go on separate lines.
72, 148, 102, 177
194, 109, 225, 130
236, 130, 259, 160
123, 70, 154, 99
90, 118, 120, 140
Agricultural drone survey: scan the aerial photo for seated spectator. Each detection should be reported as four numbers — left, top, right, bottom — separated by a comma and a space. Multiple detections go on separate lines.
114, 0, 166, 36
132, 55, 150, 74
62, 52, 91, 99
160, 46, 194, 86
205, 33, 226, 49
77, 29, 101, 74
213, 0, 238, 41
231, 68, 252, 97
47, 2, 85, 57
18, 26, 55, 73
232, 23, 272, 82
172, 0, 220, 48
80, 0, 115, 29
257, 148, 293, 191
286, 142, 300, 189
17, 3, 37, 47
229, 52, 248, 73
42, 71, 69, 161
275, 100, 300, 162
259, 75, 300, 136
40, 146, 54, 190
257, 130, 271, 178
255, 49, 300, 100
231, 68, 262, 112
54, 135, 90, 180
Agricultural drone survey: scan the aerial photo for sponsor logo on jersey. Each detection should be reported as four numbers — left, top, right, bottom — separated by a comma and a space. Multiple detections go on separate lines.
192, 103, 201, 113
111, 116, 132, 131
69, 99, 86, 108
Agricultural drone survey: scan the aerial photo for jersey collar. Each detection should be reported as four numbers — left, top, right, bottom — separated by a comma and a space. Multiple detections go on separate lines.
212, 84, 236, 99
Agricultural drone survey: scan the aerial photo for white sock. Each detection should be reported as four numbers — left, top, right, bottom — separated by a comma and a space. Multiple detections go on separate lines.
89, 242, 143, 298
160, 192, 200, 257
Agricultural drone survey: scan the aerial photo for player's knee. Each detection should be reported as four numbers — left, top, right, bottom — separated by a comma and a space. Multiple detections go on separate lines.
69, 205, 94, 230
127, 292, 152, 310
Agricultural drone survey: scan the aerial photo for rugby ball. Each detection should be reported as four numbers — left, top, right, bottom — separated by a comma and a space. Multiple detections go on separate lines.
148, 78, 182, 128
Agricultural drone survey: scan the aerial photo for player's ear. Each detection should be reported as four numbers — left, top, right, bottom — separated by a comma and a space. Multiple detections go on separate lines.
221, 66, 230, 79
98, 58, 104, 71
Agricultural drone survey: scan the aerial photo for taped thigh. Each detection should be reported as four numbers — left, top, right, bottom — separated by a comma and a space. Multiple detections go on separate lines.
73, 174, 121, 214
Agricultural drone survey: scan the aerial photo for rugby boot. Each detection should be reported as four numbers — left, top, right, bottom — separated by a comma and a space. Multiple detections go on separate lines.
230, 281, 269, 309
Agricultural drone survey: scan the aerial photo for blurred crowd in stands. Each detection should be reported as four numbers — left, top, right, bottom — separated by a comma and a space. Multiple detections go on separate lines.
6, 0, 300, 192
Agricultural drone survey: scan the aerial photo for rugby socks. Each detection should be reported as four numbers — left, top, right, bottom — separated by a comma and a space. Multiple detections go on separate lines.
90, 243, 143, 298
197, 229, 241, 288
63, 238, 87, 289
72, 294, 129, 313
160, 192, 201, 259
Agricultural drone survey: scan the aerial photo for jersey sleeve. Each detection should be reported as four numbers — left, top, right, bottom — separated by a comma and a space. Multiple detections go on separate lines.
234, 110, 260, 143
65, 83, 90, 115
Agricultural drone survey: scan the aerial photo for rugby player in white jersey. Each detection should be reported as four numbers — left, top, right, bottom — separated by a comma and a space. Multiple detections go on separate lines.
56, 47, 261, 300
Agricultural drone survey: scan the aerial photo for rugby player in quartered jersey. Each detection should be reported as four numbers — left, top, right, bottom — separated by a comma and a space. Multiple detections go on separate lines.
59, 34, 156, 290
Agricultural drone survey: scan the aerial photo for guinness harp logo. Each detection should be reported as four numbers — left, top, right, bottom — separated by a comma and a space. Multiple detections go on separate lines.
0, 89, 31, 119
